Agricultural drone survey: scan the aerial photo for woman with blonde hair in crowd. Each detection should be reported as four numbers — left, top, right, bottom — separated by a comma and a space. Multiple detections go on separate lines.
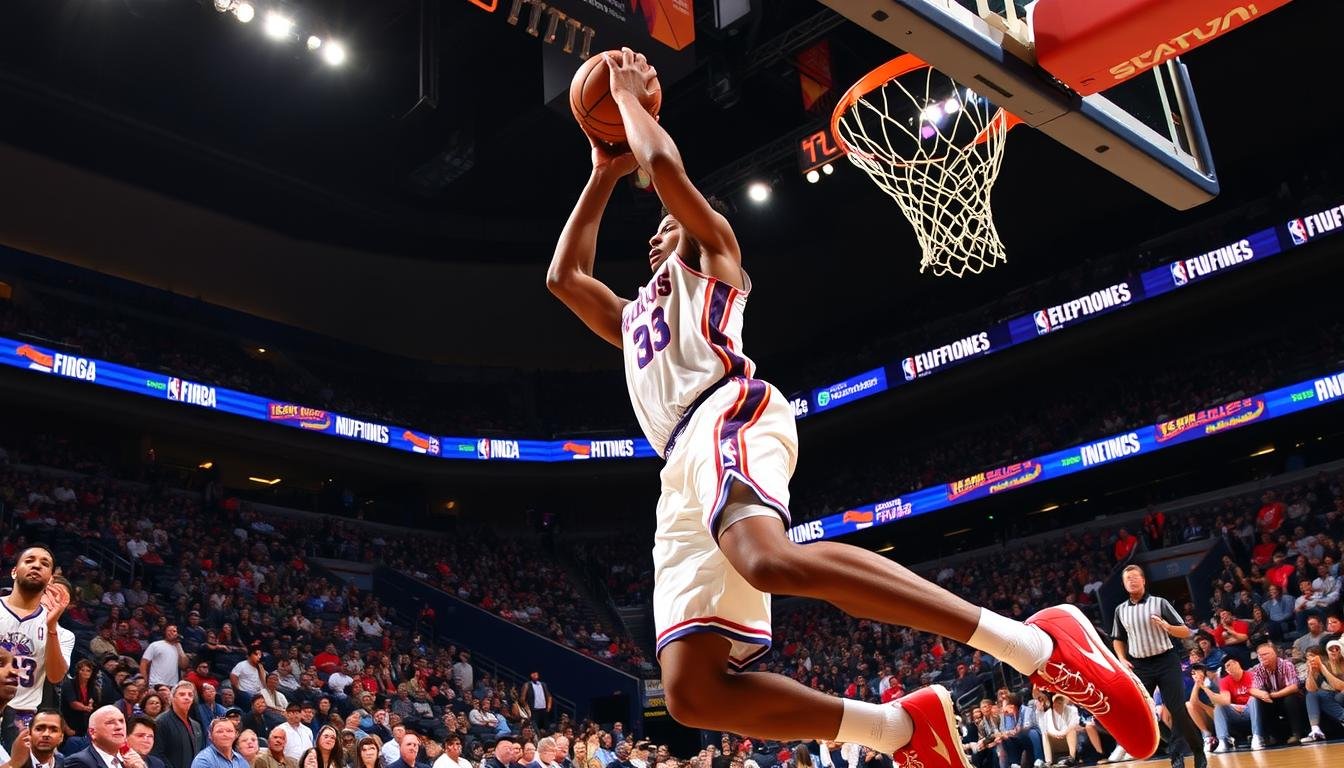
584, 735, 603, 768
236, 729, 262, 767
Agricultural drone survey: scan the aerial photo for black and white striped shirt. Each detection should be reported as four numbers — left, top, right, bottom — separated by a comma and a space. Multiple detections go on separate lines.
1112, 593, 1183, 659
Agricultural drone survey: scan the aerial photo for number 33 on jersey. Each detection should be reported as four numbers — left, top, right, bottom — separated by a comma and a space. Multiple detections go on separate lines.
621, 254, 757, 456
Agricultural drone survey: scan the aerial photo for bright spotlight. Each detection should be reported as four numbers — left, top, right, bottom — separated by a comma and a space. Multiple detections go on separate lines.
264, 11, 294, 40
747, 181, 771, 203
921, 103, 943, 122
234, 2, 254, 23
322, 41, 347, 66
821, 162, 834, 175
806, 170, 820, 184
213, 0, 235, 12
307, 35, 323, 51
943, 96, 961, 114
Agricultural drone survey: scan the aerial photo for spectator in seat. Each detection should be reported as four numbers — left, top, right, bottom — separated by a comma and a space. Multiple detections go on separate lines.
128, 714, 167, 768
1113, 528, 1138, 563
1209, 609, 1250, 666
259, 675, 289, 723
353, 737, 384, 768
1296, 580, 1333, 635
1302, 642, 1344, 742
1295, 616, 1329, 658
238, 730, 263, 768
191, 718, 250, 768
90, 627, 118, 661
64, 659, 99, 736
231, 647, 267, 707
240, 697, 272, 741
195, 685, 227, 734
256, 728, 297, 768
994, 693, 1041, 768
1323, 614, 1344, 650
1248, 642, 1306, 749
276, 704, 315, 762
1266, 553, 1296, 596
434, 735, 471, 768
314, 725, 343, 768
1040, 694, 1081, 767
156, 681, 204, 768
1208, 658, 1254, 755
181, 613, 207, 654
1184, 663, 1219, 749
1261, 585, 1295, 642
188, 661, 221, 696
482, 740, 513, 768
326, 665, 355, 702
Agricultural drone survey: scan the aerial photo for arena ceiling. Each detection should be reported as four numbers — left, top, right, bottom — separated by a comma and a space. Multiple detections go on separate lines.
0, 0, 1336, 368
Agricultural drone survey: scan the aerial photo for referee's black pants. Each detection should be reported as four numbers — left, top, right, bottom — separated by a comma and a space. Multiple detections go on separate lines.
1132, 649, 1205, 763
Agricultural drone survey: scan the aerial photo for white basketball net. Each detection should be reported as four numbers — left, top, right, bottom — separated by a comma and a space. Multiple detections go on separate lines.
835, 64, 1012, 277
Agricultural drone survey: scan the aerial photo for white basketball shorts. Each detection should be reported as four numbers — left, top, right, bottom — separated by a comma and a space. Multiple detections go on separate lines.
652, 377, 799, 670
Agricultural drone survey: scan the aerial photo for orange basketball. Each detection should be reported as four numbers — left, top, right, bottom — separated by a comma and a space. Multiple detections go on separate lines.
569, 50, 662, 145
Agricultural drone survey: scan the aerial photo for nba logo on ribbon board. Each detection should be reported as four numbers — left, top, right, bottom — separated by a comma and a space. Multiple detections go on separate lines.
1170, 261, 1189, 286
1287, 218, 1309, 245
900, 357, 917, 381
1032, 310, 1052, 336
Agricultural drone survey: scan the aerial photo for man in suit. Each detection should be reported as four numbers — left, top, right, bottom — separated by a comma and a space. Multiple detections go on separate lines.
385, 730, 424, 768
27, 709, 67, 768
128, 716, 168, 768
480, 739, 511, 768
518, 674, 552, 734
62, 705, 149, 768
155, 682, 204, 768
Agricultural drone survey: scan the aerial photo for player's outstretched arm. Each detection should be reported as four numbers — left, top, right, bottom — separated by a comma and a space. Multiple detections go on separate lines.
546, 137, 637, 349
607, 48, 743, 287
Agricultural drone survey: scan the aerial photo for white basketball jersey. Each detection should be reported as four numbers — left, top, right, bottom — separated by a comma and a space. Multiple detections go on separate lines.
0, 599, 72, 710
622, 254, 756, 456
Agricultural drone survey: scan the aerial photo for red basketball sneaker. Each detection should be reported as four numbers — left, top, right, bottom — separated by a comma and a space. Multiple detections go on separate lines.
890, 685, 971, 768
1026, 604, 1159, 759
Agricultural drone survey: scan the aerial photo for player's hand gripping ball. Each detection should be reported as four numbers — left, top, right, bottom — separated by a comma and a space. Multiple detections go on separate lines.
570, 48, 661, 144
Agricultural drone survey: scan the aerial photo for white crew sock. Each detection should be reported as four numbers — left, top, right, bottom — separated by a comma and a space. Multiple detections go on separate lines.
834, 698, 914, 754
967, 607, 1054, 675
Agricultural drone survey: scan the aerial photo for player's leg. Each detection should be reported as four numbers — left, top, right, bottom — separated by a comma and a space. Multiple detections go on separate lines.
659, 634, 968, 767
716, 484, 1159, 760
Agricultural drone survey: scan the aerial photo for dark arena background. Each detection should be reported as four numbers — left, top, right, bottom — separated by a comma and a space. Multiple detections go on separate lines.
1, 2, 1342, 768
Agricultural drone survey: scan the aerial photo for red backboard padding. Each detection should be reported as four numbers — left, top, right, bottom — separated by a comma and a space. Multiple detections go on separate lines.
1033, 0, 1294, 96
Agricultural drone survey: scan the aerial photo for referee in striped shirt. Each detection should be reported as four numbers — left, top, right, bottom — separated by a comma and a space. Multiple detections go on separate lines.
1112, 564, 1207, 768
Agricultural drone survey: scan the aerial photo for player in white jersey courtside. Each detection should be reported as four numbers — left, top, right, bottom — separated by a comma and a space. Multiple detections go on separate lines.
1, 544, 73, 745
547, 47, 1160, 768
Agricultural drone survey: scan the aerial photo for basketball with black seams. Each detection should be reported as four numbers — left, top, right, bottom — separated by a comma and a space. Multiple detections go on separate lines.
569, 50, 662, 145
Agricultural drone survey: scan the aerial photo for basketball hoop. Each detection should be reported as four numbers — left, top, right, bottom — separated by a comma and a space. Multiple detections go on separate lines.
831, 54, 1021, 277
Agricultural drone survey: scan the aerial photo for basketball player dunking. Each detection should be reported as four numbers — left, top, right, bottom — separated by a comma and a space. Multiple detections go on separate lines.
548, 47, 1159, 767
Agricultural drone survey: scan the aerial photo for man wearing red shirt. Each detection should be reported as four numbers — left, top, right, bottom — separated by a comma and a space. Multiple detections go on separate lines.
187, 660, 221, 695
1208, 658, 1253, 752
1256, 499, 1285, 533
880, 676, 904, 704
1250, 534, 1277, 568
1114, 528, 1138, 562
313, 645, 341, 676
1265, 552, 1296, 593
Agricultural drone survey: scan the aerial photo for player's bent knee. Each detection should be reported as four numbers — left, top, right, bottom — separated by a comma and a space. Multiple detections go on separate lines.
663, 675, 725, 728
